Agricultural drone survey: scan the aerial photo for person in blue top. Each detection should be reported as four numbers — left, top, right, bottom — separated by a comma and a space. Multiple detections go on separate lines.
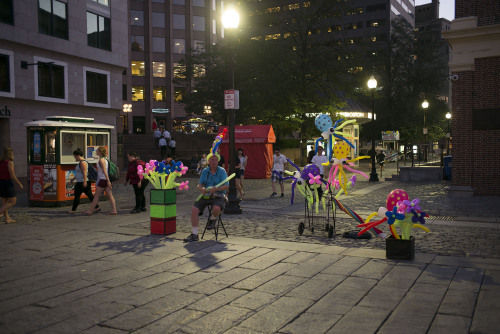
183, 153, 229, 242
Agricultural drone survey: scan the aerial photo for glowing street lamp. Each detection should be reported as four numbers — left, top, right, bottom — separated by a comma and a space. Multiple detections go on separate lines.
446, 112, 451, 155
422, 99, 429, 162
367, 76, 378, 182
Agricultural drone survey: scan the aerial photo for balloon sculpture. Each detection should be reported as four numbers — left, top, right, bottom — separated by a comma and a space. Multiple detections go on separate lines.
314, 114, 356, 161
138, 159, 189, 191
356, 189, 430, 239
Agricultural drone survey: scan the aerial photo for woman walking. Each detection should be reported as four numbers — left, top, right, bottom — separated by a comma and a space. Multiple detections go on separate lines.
235, 148, 247, 199
0, 147, 23, 224
67, 148, 100, 214
85, 147, 117, 215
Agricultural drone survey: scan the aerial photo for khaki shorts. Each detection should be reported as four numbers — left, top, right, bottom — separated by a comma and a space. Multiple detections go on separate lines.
194, 196, 226, 214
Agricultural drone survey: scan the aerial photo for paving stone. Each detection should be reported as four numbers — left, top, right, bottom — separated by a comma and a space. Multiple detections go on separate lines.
223, 326, 266, 334
279, 312, 342, 334
481, 269, 500, 290
285, 254, 342, 278
95, 270, 154, 288
428, 314, 470, 334
133, 308, 205, 334
307, 277, 378, 315
326, 305, 392, 334
376, 262, 426, 288
281, 251, 316, 264
449, 267, 484, 292
128, 271, 185, 289
187, 288, 248, 313
203, 248, 273, 273
469, 286, 500, 333
103, 290, 204, 331
231, 290, 278, 311
233, 263, 297, 290
80, 326, 128, 333
37, 284, 108, 308
438, 290, 478, 317
238, 249, 297, 270
185, 268, 258, 294
183, 305, 254, 333
321, 256, 369, 276
358, 285, 407, 310
79, 267, 139, 284
286, 274, 345, 301
68, 285, 146, 308
351, 259, 395, 280
416, 264, 457, 285
256, 275, 307, 295
237, 296, 314, 333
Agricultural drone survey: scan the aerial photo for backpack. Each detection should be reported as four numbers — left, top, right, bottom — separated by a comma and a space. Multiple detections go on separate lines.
84, 161, 98, 183
105, 158, 120, 182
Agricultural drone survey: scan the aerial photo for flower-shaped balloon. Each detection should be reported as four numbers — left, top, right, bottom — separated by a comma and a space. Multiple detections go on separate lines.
170, 160, 183, 173
179, 181, 189, 190
308, 173, 322, 185
403, 199, 421, 213
137, 165, 144, 179
385, 207, 405, 225
180, 165, 188, 175
349, 175, 357, 187
411, 209, 426, 224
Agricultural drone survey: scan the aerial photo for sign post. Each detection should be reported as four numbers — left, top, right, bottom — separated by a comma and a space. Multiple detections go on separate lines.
224, 90, 239, 110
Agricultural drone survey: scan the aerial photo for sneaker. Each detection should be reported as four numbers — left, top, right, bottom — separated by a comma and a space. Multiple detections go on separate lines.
130, 208, 141, 214
270, 193, 278, 197
140, 207, 147, 212
207, 219, 216, 230
280, 193, 285, 198
183, 234, 199, 242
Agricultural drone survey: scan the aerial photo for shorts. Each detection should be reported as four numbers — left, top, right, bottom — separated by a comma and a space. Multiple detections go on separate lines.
194, 196, 226, 214
97, 179, 108, 188
271, 171, 284, 184
235, 169, 244, 179
0, 179, 15, 198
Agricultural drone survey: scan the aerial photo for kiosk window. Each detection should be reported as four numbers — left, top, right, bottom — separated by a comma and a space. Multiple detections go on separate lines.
45, 131, 56, 163
61, 132, 85, 163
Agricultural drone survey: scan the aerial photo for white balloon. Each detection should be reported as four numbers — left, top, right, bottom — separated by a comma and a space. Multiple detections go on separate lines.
377, 207, 387, 218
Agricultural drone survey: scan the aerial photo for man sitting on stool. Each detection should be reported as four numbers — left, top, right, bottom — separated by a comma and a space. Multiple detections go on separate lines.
184, 153, 229, 242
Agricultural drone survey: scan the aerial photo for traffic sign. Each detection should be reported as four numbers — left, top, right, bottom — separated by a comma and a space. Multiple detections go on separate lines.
224, 90, 239, 109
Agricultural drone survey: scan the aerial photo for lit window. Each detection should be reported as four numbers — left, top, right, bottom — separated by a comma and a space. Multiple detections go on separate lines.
193, 64, 205, 78
153, 86, 166, 102
173, 63, 186, 79
153, 62, 165, 77
132, 86, 145, 101
131, 10, 144, 26
131, 61, 145, 76
173, 39, 185, 54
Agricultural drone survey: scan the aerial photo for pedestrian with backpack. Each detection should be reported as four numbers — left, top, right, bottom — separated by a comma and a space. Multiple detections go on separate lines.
67, 148, 100, 214
125, 152, 149, 214
86, 146, 117, 215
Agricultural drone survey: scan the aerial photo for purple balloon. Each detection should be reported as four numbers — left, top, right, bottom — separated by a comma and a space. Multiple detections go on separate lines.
302, 164, 320, 181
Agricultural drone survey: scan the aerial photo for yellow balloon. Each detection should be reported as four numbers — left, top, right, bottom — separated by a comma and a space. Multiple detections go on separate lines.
333, 141, 350, 159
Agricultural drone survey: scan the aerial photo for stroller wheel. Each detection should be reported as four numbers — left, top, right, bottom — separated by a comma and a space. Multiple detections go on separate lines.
298, 222, 305, 235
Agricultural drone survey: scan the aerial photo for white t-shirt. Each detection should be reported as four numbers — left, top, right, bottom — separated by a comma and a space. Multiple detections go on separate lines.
163, 130, 171, 139
169, 140, 176, 148
154, 130, 162, 138
311, 154, 329, 175
239, 156, 246, 170
97, 158, 108, 181
273, 154, 287, 172
159, 138, 167, 147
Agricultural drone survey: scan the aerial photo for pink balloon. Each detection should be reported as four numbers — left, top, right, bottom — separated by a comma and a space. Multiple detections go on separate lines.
386, 189, 409, 211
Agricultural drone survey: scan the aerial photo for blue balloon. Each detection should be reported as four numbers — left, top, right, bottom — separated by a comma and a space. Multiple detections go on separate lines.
315, 114, 332, 132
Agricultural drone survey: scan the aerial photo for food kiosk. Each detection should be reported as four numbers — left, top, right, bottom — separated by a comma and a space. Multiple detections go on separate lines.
24, 116, 114, 206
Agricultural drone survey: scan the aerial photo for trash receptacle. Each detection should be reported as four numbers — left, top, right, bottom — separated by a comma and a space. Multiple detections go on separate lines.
443, 156, 452, 180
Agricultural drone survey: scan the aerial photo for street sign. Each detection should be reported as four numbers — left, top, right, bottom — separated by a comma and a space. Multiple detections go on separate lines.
152, 108, 170, 113
224, 90, 239, 109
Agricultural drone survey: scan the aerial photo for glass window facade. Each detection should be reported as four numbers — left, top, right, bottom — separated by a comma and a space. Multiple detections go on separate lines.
172, 0, 185, 4
193, 0, 205, 7
152, 12, 165, 28
0, 54, 10, 93
131, 10, 144, 26
153, 62, 166, 77
173, 14, 185, 29
193, 40, 205, 54
132, 86, 145, 101
38, 62, 65, 99
38, 0, 68, 39
86, 71, 108, 104
131, 35, 144, 51
173, 39, 185, 54
90, 0, 109, 6
152, 37, 165, 52
131, 61, 145, 76
173, 63, 186, 79
87, 12, 111, 51
0, 0, 14, 25
153, 86, 166, 102
193, 16, 205, 31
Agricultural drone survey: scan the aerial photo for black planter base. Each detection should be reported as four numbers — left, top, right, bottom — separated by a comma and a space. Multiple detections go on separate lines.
386, 236, 415, 260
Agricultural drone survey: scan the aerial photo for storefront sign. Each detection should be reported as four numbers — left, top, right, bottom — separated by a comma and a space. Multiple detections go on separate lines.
30, 165, 44, 201
0, 106, 10, 118
381, 131, 400, 141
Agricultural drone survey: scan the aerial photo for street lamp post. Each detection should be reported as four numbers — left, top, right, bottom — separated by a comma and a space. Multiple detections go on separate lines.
367, 76, 378, 182
446, 112, 451, 155
122, 104, 132, 134
422, 99, 429, 162
222, 7, 242, 214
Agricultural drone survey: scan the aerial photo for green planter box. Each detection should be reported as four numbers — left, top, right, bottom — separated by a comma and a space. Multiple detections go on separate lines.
150, 204, 176, 219
151, 189, 176, 205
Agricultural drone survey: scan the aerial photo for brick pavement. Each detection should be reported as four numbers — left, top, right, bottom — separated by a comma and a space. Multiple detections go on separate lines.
1, 161, 500, 332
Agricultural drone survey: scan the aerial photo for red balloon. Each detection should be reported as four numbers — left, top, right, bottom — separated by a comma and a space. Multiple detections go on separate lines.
386, 189, 409, 211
